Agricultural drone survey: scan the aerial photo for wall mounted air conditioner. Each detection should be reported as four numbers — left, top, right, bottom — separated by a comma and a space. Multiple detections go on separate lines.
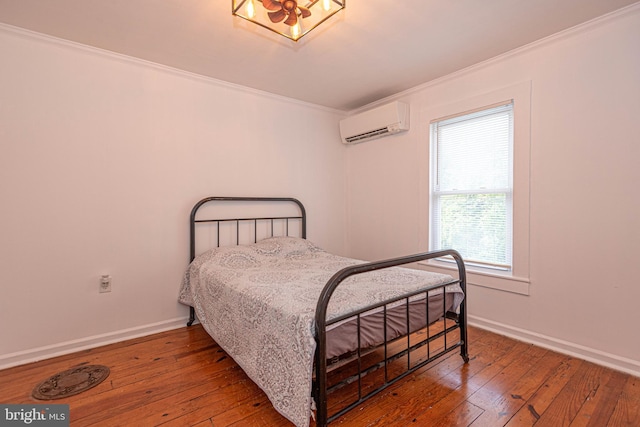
339, 101, 409, 144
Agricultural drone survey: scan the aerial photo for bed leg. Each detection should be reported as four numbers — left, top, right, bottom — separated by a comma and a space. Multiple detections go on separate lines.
458, 299, 469, 363
459, 325, 469, 363
187, 306, 196, 326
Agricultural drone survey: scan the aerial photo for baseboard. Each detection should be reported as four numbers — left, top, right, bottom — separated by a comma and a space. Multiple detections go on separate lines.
0, 317, 190, 371
468, 315, 640, 377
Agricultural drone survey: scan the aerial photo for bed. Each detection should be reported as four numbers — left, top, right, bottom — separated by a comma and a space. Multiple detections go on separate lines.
179, 196, 468, 427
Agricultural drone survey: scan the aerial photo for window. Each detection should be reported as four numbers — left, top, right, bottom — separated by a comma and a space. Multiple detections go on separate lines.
430, 103, 514, 270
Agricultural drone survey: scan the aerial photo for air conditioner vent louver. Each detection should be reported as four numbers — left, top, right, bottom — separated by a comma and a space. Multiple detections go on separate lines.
344, 127, 390, 144
339, 101, 409, 145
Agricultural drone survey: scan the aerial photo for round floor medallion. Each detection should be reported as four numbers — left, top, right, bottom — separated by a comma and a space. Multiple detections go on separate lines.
32, 365, 110, 400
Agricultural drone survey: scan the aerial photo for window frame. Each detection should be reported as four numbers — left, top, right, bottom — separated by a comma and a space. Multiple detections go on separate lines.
430, 101, 515, 271
418, 82, 531, 295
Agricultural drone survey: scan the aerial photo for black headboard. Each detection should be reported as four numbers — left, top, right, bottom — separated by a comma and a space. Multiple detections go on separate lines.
189, 196, 307, 262
187, 196, 306, 326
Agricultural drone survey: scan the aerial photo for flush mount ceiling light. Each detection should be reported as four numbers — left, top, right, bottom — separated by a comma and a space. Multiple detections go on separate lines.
232, 0, 345, 42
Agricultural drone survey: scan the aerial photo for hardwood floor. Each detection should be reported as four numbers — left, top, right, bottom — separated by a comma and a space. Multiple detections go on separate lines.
0, 325, 638, 426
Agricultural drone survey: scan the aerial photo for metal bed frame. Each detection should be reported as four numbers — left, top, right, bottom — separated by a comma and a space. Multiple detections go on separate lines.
186, 196, 468, 426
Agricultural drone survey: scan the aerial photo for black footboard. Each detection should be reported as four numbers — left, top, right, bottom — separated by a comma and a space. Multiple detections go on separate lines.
313, 249, 468, 426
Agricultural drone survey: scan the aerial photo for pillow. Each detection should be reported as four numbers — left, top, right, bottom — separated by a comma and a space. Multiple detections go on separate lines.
253, 236, 322, 256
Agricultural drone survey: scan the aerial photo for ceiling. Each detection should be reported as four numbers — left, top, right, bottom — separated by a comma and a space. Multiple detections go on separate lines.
1, 0, 637, 111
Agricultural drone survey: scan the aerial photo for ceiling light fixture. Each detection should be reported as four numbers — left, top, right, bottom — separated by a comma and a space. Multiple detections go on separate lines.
232, 0, 345, 42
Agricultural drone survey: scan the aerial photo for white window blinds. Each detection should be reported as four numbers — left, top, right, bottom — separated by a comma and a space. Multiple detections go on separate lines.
430, 102, 514, 269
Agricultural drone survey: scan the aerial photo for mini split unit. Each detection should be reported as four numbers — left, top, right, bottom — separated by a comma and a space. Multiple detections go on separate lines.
339, 101, 410, 144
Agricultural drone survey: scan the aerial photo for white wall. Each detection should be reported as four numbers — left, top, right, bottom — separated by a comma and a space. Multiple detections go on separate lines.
0, 26, 347, 367
346, 7, 640, 375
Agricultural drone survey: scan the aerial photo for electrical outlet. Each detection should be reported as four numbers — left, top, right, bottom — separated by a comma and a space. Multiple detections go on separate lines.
100, 275, 112, 293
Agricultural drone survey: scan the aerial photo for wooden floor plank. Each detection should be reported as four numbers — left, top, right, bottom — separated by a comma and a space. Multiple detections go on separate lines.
534, 360, 612, 426
467, 344, 550, 427
607, 376, 640, 427
569, 368, 628, 427
505, 354, 584, 426
432, 401, 485, 427
0, 325, 638, 427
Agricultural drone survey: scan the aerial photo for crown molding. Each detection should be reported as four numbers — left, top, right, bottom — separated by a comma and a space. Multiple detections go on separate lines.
0, 22, 347, 115
351, 2, 640, 114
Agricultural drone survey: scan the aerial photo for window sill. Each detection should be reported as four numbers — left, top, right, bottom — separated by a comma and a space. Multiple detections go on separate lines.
418, 260, 530, 295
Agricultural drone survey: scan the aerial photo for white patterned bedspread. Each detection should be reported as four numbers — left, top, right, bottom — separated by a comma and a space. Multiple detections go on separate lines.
178, 237, 463, 427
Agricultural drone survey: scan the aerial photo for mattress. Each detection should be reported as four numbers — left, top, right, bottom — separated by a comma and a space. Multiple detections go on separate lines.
325, 292, 454, 361
179, 236, 463, 427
